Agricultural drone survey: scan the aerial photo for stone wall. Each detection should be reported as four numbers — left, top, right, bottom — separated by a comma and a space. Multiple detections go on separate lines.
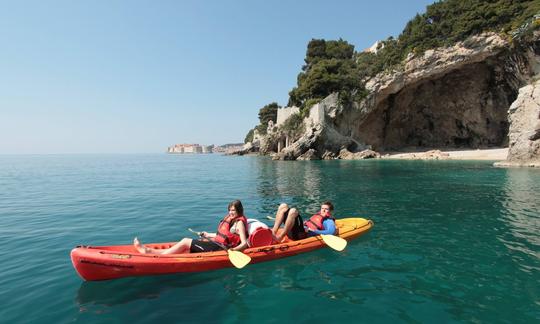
276, 106, 300, 126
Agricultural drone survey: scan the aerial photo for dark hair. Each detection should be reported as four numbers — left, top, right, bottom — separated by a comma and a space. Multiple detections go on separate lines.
321, 201, 334, 211
228, 200, 244, 215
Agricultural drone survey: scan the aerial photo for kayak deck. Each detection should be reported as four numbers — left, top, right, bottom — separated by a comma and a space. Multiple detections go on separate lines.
71, 218, 373, 281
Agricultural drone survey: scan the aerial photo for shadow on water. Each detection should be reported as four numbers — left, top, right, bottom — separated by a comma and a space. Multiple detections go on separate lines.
74, 251, 330, 308
76, 271, 227, 307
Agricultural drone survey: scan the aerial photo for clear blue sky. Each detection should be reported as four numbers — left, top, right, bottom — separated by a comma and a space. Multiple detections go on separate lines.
0, 0, 434, 154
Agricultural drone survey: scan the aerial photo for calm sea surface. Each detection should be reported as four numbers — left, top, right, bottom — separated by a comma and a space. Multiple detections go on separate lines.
0, 154, 538, 323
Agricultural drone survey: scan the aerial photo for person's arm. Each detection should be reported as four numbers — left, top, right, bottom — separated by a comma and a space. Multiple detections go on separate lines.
310, 219, 336, 235
201, 231, 216, 239
230, 221, 248, 251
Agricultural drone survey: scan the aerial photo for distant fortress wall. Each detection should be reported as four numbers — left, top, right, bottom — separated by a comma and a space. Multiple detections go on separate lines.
276, 106, 300, 127
167, 144, 213, 154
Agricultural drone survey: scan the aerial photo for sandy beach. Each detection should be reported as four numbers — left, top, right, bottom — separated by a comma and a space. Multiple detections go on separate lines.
382, 148, 508, 161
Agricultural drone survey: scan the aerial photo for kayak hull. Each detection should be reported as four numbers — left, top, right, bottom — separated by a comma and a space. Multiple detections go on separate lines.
71, 218, 373, 281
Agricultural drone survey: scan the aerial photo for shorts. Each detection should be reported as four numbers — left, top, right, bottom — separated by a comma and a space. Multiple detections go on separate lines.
190, 239, 223, 253
284, 209, 308, 240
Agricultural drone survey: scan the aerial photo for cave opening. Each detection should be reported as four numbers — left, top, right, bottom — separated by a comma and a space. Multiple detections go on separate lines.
363, 61, 518, 151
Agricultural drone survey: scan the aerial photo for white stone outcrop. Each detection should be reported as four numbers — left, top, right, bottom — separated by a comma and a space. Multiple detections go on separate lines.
338, 149, 381, 160
495, 80, 540, 167
362, 33, 508, 119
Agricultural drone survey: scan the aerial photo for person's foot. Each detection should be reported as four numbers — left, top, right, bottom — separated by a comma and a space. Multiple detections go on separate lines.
133, 237, 150, 254
274, 233, 285, 243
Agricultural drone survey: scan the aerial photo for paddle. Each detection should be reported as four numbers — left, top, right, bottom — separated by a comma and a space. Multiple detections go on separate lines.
187, 228, 251, 269
266, 215, 347, 251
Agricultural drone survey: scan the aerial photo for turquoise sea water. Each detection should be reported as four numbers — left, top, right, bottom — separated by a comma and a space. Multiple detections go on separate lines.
0, 154, 539, 323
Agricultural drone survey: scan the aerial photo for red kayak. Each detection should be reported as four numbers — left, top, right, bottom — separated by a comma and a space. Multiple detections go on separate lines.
71, 218, 373, 281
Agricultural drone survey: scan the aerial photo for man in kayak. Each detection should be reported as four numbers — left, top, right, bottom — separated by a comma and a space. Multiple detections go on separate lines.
271, 201, 336, 242
133, 200, 249, 254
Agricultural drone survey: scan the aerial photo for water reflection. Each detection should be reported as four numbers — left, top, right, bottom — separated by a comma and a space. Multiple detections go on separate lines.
75, 271, 226, 307
254, 158, 324, 215
499, 168, 540, 268
75, 255, 329, 322
74, 255, 324, 311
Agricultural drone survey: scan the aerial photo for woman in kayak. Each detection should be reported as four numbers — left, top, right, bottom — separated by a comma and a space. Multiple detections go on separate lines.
271, 201, 336, 242
134, 200, 249, 254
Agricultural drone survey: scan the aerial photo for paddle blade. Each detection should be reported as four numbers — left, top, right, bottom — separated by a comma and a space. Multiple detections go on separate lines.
321, 235, 347, 251
227, 250, 251, 269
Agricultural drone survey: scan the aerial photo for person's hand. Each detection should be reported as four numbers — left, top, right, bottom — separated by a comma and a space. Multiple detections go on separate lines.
200, 231, 208, 238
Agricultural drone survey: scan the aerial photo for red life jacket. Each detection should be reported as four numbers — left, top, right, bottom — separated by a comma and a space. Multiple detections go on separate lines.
304, 213, 335, 231
214, 214, 248, 248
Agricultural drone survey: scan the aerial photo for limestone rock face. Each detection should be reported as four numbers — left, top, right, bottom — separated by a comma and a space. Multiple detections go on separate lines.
273, 94, 370, 160
321, 151, 336, 160
353, 32, 537, 150
297, 149, 319, 160
365, 33, 508, 109
495, 80, 540, 167
261, 31, 539, 161
338, 149, 381, 160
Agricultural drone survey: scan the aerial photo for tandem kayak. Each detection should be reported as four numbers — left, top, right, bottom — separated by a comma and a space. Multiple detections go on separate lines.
71, 218, 373, 281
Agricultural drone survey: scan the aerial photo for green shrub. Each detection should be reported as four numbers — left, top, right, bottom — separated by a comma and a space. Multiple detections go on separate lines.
280, 113, 305, 141
255, 124, 267, 136
258, 102, 279, 124
301, 98, 321, 116
244, 129, 254, 143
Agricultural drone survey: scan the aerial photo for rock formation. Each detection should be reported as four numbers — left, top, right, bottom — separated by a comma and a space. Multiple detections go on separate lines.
337, 149, 381, 160
259, 31, 540, 164
495, 79, 540, 167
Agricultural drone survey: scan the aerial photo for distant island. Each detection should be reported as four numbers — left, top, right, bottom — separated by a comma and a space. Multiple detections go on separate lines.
167, 143, 244, 154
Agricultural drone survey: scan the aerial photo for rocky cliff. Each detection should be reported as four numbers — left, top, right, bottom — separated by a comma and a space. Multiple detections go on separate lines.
495, 79, 540, 167
261, 31, 540, 165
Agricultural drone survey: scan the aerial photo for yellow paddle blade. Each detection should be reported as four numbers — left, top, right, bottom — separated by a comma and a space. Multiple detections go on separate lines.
321, 235, 347, 251
227, 250, 251, 269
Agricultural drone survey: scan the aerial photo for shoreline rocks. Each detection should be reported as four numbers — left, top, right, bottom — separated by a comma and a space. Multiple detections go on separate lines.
338, 149, 381, 160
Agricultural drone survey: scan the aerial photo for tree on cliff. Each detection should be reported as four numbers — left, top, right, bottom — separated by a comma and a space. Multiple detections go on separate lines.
357, 0, 540, 75
258, 102, 279, 125
244, 129, 254, 144
244, 102, 281, 141
288, 39, 363, 110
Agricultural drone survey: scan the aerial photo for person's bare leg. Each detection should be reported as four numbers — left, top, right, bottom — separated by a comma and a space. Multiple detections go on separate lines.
278, 208, 299, 241
160, 238, 192, 254
134, 237, 157, 254
272, 203, 289, 236
134, 237, 192, 254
